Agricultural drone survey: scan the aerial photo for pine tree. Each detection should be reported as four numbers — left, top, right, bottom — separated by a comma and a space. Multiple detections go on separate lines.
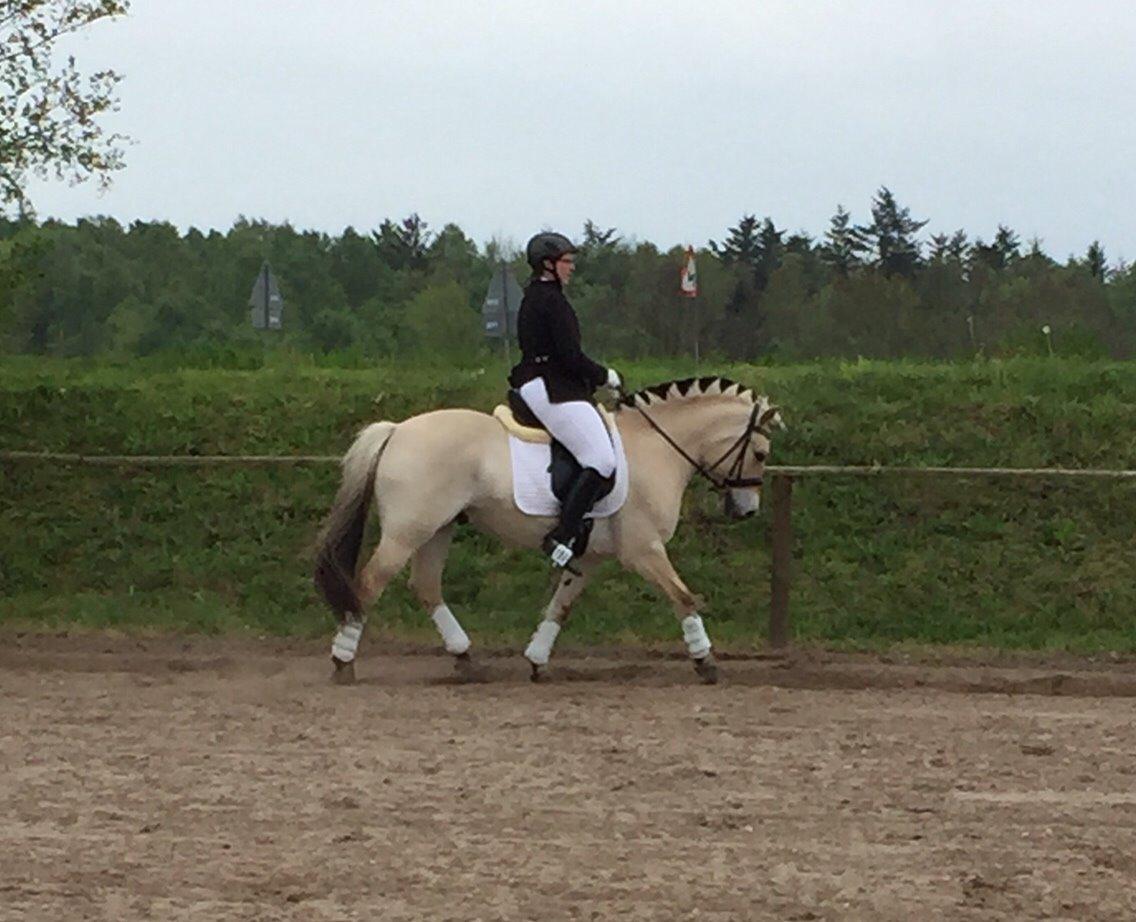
709, 215, 762, 266
929, 230, 968, 263
582, 220, 620, 249
822, 205, 868, 276
993, 225, 1021, 266
865, 187, 927, 277
1085, 240, 1107, 282
753, 218, 784, 291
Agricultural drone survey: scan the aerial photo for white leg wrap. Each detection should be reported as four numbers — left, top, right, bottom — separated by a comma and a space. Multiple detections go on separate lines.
524, 620, 561, 666
431, 604, 471, 656
681, 614, 712, 659
331, 620, 363, 663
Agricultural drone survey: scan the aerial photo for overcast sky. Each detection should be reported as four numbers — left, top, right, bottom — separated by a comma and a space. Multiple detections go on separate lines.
26, 0, 1136, 262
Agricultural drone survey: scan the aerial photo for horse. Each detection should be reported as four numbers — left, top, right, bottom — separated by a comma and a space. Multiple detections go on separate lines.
313, 376, 782, 685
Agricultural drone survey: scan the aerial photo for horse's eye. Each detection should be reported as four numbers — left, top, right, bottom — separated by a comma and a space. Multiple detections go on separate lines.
753, 450, 766, 463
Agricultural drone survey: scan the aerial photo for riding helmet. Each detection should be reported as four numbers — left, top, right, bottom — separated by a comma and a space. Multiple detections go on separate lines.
525, 232, 578, 272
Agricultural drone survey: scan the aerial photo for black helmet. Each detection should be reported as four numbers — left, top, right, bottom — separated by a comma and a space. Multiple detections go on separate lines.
526, 232, 578, 272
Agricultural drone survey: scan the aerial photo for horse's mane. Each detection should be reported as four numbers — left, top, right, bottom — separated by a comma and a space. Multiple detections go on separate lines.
618, 376, 760, 410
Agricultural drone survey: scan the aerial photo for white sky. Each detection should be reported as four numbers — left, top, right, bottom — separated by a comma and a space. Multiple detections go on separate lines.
25, 0, 1136, 263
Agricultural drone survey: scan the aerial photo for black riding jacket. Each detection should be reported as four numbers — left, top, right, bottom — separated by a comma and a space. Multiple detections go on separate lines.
507, 279, 607, 403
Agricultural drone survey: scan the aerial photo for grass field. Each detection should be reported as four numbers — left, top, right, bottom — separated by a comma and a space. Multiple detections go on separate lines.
2, 355, 1135, 652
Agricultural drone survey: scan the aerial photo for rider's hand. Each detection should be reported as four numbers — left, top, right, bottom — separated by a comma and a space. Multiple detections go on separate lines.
605, 368, 622, 391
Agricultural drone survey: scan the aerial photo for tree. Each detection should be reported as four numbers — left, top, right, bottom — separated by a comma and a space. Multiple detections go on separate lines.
753, 218, 784, 291
821, 205, 868, 276
1084, 240, 1107, 282
426, 222, 483, 294
710, 214, 782, 291
575, 220, 627, 295
865, 187, 927, 278
403, 280, 482, 358
709, 214, 761, 266
329, 226, 382, 308
581, 220, 620, 249
993, 225, 1021, 266
373, 213, 432, 271
970, 224, 1021, 273
1, 1, 130, 215
928, 230, 968, 264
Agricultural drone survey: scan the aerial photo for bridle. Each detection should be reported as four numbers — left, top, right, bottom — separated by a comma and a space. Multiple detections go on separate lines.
625, 393, 770, 493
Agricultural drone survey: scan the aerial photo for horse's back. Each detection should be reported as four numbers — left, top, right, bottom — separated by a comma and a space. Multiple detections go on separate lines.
378, 407, 507, 498
394, 407, 501, 446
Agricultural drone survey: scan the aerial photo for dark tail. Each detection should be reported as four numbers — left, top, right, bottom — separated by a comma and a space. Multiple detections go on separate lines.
313, 421, 396, 618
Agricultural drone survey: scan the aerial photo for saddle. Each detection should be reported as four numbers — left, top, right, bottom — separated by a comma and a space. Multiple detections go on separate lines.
494, 390, 617, 505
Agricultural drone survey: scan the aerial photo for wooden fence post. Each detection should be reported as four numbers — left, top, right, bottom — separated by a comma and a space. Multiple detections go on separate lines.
769, 475, 793, 649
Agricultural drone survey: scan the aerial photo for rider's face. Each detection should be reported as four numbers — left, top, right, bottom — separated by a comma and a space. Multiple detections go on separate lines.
554, 254, 575, 286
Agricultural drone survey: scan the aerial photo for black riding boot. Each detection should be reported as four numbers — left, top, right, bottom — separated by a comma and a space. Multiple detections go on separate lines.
543, 467, 609, 567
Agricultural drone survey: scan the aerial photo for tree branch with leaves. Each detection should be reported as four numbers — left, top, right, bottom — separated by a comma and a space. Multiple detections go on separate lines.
1, 0, 129, 216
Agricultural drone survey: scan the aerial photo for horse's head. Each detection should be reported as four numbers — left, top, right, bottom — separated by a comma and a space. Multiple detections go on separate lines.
621, 378, 783, 520
713, 396, 782, 520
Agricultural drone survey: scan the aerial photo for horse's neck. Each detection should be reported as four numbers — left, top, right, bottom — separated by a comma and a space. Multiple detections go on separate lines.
619, 398, 742, 485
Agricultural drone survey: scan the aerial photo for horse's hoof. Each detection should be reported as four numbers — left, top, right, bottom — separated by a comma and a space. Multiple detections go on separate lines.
693, 655, 719, 685
453, 652, 486, 683
331, 657, 356, 686
530, 662, 547, 683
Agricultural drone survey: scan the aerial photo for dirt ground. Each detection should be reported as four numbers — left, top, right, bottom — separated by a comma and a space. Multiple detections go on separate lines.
2, 634, 1135, 921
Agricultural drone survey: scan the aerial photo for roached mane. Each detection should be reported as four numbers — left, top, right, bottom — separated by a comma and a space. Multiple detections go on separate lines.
618, 376, 760, 410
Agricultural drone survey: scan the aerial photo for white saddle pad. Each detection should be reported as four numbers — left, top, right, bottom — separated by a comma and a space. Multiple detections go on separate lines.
508, 425, 629, 518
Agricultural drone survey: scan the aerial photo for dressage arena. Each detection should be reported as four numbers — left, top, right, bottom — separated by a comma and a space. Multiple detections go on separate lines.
3, 635, 1135, 921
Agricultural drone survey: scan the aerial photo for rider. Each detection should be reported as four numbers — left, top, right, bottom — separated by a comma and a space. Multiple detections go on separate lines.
508, 231, 622, 568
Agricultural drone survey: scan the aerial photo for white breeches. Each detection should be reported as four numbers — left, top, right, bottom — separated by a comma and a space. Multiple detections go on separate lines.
518, 378, 616, 477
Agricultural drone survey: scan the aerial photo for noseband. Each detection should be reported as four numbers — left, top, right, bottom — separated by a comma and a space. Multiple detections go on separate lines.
628, 397, 769, 493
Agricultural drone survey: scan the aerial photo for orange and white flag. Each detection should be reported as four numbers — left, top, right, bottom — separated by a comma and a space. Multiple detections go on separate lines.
679, 246, 698, 297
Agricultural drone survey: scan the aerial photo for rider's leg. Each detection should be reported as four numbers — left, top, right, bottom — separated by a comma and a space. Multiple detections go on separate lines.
542, 467, 609, 563
517, 378, 616, 566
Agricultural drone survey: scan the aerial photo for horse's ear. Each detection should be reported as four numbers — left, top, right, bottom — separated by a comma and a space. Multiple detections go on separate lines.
758, 405, 783, 430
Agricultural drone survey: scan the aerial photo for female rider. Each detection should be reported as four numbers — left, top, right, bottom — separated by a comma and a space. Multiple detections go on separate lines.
508, 231, 622, 568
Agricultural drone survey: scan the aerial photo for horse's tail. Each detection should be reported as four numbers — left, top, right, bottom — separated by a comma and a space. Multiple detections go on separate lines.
314, 421, 397, 619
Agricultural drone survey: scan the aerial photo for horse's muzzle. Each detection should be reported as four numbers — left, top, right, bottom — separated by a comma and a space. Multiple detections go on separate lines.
724, 489, 761, 520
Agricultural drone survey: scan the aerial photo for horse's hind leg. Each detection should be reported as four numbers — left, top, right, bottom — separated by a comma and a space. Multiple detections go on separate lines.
409, 524, 479, 679
330, 534, 417, 684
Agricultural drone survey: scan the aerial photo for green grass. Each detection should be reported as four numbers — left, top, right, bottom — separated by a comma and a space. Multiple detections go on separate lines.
3, 355, 1136, 652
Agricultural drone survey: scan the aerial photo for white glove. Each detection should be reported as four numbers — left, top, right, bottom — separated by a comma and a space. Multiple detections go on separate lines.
605, 368, 622, 390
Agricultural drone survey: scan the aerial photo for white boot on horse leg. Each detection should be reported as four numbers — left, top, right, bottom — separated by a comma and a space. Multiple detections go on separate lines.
409, 524, 481, 680
525, 566, 591, 680
629, 541, 718, 684
681, 613, 718, 684
331, 616, 365, 685
328, 536, 416, 684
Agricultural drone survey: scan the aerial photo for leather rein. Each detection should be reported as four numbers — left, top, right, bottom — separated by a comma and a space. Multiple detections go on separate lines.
623, 394, 770, 493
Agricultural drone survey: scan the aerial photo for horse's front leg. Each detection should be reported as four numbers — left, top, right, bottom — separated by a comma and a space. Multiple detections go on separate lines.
524, 563, 592, 681
627, 541, 718, 684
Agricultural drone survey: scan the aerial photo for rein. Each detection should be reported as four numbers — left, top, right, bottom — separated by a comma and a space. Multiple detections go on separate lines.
623, 393, 768, 492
